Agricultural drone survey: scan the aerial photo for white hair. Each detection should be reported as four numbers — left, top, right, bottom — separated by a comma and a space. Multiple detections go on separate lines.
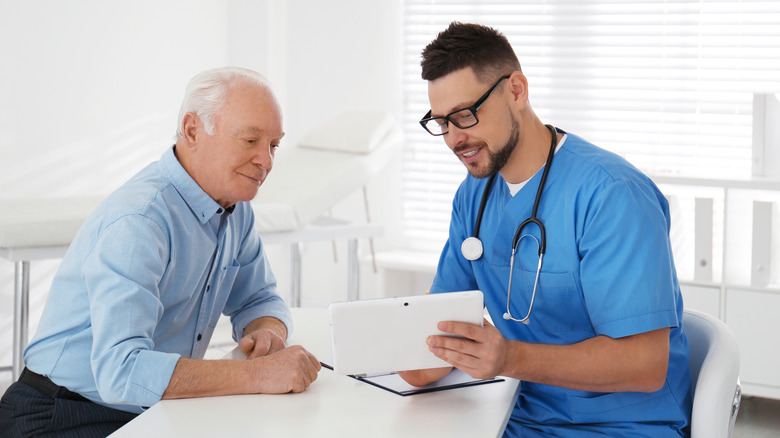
176, 66, 271, 139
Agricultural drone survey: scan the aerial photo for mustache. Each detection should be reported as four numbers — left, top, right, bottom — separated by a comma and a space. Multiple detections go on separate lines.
452, 141, 488, 155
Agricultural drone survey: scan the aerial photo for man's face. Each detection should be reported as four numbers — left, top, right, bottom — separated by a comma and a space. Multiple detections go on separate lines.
427, 68, 519, 178
189, 82, 284, 208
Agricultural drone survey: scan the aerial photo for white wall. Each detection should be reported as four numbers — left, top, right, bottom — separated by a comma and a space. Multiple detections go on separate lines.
0, 0, 403, 369
0, 1, 231, 200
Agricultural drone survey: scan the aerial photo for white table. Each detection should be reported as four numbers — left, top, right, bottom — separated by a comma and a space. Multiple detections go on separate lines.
110, 308, 521, 438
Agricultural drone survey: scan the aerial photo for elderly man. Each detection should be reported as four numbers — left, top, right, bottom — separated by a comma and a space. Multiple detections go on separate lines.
0, 67, 321, 437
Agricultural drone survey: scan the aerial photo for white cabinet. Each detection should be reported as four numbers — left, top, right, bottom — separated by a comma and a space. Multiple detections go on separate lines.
659, 174, 780, 400
726, 288, 780, 399
680, 284, 721, 319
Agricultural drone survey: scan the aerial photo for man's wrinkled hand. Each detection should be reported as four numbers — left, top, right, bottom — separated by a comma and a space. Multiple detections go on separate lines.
239, 328, 287, 359
251, 345, 322, 393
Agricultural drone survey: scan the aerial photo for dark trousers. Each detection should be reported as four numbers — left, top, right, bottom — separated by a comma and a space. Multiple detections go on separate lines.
0, 369, 138, 438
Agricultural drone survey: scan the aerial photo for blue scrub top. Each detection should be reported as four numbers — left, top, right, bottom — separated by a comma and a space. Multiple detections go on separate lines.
432, 131, 692, 437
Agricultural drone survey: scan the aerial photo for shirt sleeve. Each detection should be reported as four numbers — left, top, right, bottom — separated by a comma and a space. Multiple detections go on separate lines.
223, 209, 293, 342
579, 179, 680, 338
431, 184, 479, 294
82, 214, 181, 407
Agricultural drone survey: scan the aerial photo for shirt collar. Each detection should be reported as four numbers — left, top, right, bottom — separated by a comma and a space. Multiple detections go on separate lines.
159, 146, 230, 224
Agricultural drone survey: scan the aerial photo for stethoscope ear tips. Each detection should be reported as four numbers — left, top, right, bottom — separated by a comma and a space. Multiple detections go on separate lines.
503, 312, 511, 320
461, 237, 484, 261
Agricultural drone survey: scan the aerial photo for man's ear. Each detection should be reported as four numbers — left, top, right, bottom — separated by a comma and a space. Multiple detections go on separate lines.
181, 112, 201, 147
507, 71, 529, 107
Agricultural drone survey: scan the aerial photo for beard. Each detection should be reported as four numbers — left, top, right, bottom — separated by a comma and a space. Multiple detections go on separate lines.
461, 118, 520, 179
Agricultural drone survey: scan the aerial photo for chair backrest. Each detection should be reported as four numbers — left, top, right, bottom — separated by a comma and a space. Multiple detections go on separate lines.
683, 309, 741, 438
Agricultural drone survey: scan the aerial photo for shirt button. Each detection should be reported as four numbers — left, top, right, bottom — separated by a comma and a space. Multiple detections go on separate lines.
197, 334, 202, 341
217, 208, 223, 214
206, 285, 210, 292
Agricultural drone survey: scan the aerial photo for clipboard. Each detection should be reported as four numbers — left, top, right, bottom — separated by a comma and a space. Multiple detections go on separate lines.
321, 361, 504, 396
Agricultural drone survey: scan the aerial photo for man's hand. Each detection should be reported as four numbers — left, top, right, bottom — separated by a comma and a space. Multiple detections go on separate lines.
239, 316, 289, 359
397, 367, 452, 387
429, 320, 671, 393
427, 318, 508, 380
250, 345, 322, 393
163, 344, 322, 399
398, 318, 506, 387
239, 328, 286, 359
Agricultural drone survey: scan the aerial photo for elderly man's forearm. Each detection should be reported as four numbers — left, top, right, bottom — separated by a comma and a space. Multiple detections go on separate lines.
162, 358, 258, 399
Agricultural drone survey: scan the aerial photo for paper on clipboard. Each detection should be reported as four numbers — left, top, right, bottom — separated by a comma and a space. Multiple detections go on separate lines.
357, 368, 503, 396
318, 360, 503, 396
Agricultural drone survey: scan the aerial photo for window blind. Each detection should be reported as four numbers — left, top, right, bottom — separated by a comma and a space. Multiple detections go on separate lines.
401, 0, 780, 250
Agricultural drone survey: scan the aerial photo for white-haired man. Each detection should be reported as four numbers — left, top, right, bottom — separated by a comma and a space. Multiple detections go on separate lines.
0, 67, 321, 437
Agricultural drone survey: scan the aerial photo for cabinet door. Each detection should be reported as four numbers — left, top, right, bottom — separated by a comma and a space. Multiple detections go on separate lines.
726, 288, 780, 391
680, 284, 720, 318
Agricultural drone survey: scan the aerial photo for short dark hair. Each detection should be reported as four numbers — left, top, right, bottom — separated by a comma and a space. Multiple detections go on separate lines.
421, 22, 521, 83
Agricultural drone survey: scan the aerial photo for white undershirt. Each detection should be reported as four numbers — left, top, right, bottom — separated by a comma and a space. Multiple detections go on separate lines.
506, 133, 567, 197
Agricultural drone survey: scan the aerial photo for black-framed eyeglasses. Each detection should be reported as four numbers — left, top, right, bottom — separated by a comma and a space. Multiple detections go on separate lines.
419, 75, 511, 136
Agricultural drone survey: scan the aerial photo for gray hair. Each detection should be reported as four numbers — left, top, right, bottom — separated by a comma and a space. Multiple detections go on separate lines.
176, 66, 270, 139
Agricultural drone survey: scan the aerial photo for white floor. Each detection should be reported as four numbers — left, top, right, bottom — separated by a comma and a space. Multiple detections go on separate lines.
733, 396, 780, 438
2, 318, 778, 437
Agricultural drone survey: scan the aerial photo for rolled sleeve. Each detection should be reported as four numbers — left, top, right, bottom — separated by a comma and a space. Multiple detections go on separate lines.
122, 350, 181, 407
230, 297, 293, 341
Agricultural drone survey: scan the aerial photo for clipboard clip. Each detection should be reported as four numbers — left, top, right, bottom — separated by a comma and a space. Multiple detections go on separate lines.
353, 371, 396, 379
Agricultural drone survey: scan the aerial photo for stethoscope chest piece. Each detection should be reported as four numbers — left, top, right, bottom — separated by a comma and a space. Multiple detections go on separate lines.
461, 236, 484, 261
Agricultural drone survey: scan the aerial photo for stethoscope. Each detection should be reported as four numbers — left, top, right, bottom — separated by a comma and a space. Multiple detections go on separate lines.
460, 124, 558, 324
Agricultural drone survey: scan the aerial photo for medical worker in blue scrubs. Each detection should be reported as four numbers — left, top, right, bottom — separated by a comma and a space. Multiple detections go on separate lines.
398, 22, 693, 437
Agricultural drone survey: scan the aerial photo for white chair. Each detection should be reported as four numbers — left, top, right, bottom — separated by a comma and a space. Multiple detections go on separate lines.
684, 309, 741, 438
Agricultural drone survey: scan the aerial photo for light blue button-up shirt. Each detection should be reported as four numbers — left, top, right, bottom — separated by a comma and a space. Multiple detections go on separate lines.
24, 147, 292, 414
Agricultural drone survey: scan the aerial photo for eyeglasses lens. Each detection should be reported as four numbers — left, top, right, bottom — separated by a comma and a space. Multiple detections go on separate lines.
423, 109, 478, 135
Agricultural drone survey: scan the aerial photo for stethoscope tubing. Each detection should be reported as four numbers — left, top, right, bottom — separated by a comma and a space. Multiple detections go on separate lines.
505, 236, 543, 324
463, 124, 558, 324
512, 125, 557, 253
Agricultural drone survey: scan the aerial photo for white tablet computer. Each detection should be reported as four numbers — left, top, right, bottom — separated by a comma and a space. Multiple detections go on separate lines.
328, 290, 484, 376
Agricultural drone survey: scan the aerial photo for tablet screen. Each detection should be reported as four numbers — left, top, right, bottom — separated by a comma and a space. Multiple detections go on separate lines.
328, 290, 484, 376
